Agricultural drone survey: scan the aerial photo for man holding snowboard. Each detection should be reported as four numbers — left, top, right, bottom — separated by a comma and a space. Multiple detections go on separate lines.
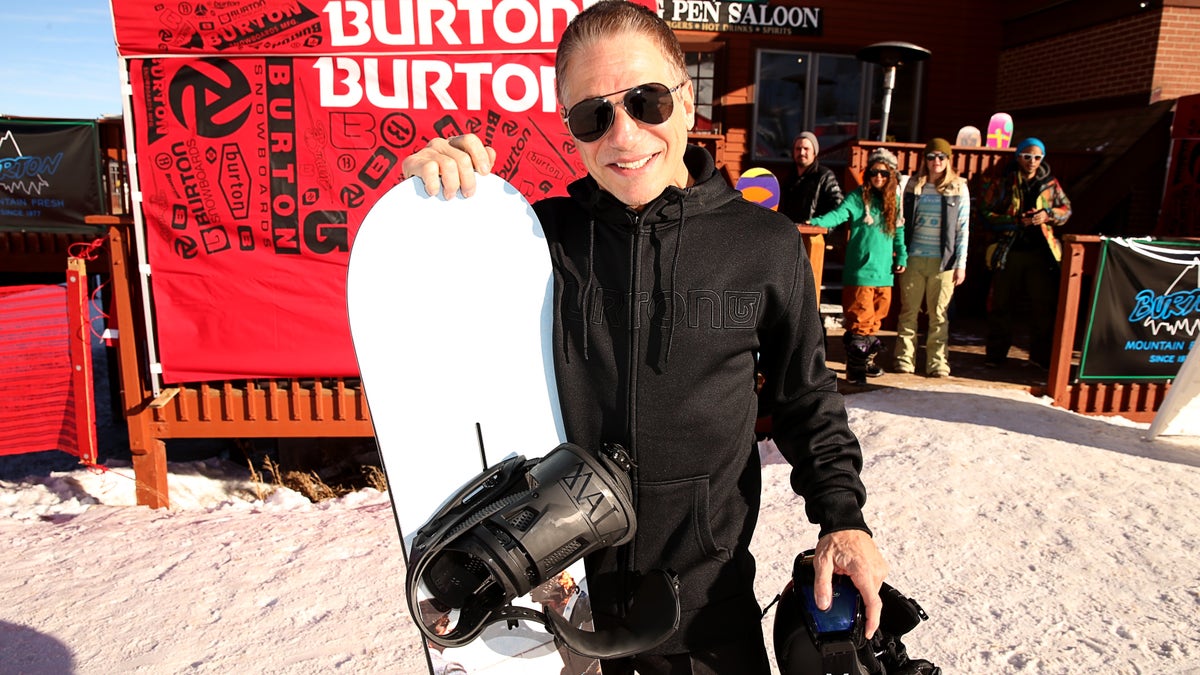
402, 2, 888, 672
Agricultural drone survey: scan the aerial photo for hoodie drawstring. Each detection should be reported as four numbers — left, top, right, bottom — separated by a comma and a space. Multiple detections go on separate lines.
581, 215, 595, 361
567, 189, 687, 368
664, 197, 684, 366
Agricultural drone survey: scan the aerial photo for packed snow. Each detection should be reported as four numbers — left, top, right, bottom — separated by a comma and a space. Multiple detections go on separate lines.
3, 381, 1199, 674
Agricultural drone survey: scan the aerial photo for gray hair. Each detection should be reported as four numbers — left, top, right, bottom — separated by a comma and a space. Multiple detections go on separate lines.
555, 1, 687, 103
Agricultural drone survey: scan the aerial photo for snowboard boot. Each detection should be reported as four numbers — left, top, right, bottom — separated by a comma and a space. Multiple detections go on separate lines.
842, 333, 871, 385
865, 335, 885, 378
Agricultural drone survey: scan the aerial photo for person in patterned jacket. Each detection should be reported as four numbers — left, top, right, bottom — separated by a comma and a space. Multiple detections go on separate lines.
980, 137, 1072, 369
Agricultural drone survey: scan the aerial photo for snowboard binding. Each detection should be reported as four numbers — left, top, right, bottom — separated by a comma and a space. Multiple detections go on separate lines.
406, 442, 680, 658
771, 550, 941, 675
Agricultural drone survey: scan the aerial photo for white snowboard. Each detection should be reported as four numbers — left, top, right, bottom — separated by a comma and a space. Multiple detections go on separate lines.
1148, 339, 1200, 438
347, 174, 595, 674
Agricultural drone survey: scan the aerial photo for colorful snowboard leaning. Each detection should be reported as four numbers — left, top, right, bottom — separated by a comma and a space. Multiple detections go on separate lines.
986, 113, 1014, 149
736, 167, 781, 210
346, 174, 596, 675
955, 125, 982, 147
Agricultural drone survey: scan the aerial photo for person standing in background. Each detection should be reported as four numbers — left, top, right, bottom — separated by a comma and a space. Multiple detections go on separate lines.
895, 138, 970, 378
980, 137, 1072, 369
780, 131, 844, 223
808, 148, 907, 385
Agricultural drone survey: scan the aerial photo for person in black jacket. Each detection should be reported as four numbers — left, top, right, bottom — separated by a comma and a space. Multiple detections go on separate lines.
779, 131, 844, 224
402, 2, 888, 673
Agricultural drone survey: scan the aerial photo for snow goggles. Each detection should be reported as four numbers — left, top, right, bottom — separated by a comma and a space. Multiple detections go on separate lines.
770, 550, 938, 675
563, 81, 685, 143
773, 551, 867, 675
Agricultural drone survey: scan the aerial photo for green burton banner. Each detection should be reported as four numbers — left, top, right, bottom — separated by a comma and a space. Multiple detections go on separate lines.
1079, 238, 1200, 381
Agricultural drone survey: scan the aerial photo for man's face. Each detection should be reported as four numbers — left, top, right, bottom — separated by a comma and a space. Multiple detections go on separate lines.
793, 138, 817, 169
1016, 148, 1044, 177
558, 33, 695, 209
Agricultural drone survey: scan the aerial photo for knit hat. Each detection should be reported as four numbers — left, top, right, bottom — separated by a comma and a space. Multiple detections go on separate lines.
1016, 137, 1046, 154
924, 137, 953, 157
797, 131, 820, 155
867, 147, 898, 171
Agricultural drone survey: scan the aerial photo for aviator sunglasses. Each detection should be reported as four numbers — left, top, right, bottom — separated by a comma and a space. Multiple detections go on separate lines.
563, 81, 686, 143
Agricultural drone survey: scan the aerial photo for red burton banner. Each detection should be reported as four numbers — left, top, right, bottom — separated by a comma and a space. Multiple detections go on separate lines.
109, 0, 642, 381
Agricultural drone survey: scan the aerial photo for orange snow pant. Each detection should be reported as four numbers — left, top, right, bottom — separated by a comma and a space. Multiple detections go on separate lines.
841, 285, 892, 336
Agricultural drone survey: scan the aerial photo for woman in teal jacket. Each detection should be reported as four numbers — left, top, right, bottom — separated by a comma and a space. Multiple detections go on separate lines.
808, 148, 907, 384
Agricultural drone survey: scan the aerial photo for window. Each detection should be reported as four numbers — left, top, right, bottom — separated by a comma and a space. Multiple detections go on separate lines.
686, 49, 719, 134
752, 49, 923, 160
813, 54, 865, 153
753, 50, 808, 159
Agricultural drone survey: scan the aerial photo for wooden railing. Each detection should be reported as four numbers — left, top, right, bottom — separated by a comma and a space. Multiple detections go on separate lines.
90, 205, 1181, 506
90, 216, 373, 508
1043, 235, 1174, 422
797, 225, 826, 296
845, 140, 1100, 193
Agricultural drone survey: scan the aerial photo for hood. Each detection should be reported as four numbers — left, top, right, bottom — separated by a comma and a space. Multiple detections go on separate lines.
1006, 157, 1054, 183
560, 145, 739, 366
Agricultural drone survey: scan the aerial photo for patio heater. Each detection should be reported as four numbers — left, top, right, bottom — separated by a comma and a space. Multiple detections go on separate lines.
856, 41, 931, 142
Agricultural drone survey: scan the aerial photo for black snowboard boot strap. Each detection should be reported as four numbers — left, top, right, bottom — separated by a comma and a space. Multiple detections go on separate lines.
867, 335, 884, 354
873, 632, 941, 675
869, 583, 940, 674
545, 569, 680, 659
406, 442, 681, 658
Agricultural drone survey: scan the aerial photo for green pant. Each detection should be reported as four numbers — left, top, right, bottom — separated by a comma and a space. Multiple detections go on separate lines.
895, 256, 957, 375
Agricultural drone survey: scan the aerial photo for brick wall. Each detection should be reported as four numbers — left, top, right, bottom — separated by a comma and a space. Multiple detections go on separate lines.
1153, 6, 1200, 101
996, 12, 1161, 110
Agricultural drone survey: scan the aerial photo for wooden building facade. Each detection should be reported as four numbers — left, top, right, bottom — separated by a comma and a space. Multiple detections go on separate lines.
673, 0, 997, 180
670, 0, 1200, 238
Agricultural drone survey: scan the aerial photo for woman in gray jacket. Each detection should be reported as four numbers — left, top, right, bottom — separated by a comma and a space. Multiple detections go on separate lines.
895, 138, 970, 377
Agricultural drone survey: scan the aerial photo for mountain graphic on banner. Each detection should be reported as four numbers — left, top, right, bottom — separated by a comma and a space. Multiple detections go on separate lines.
1138, 259, 1200, 337
0, 130, 52, 196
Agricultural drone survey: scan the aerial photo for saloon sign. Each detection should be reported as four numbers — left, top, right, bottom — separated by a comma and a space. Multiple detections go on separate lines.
662, 0, 822, 35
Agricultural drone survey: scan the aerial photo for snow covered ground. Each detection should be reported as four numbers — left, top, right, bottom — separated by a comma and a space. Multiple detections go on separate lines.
3, 381, 1199, 674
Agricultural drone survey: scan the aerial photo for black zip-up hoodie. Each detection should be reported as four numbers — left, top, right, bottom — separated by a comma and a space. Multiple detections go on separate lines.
534, 146, 869, 654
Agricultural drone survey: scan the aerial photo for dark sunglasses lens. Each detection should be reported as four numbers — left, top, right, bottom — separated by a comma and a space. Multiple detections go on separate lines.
1021, 153, 1043, 161
867, 170, 890, 178
567, 99, 614, 143
926, 153, 947, 160
626, 83, 675, 126
567, 83, 676, 143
